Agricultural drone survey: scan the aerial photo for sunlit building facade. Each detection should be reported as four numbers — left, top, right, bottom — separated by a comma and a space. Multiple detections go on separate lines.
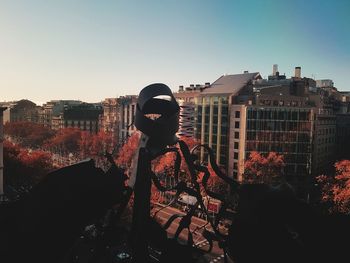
195, 72, 262, 170
195, 66, 341, 195
102, 98, 119, 144
117, 96, 138, 143
174, 84, 208, 138
231, 105, 315, 185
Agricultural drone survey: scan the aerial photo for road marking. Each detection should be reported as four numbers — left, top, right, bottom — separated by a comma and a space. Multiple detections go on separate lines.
156, 209, 212, 229
210, 254, 225, 263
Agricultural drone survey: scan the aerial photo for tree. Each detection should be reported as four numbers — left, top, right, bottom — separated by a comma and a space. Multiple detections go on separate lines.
115, 134, 199, 204
4, 121, 55, 148
197, 165, 229, 197
44, 128, 82, 155
317, 160, 350, 214
152, 136, 198, 177
115, 132, 141, 168
78, 131, 114, 159
3, 140, 54, 186
244, 151, 285, 184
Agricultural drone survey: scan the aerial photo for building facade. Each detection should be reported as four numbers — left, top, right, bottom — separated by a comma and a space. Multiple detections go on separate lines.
231, 105, 315, 187
0, 100, 39, 124
102, 98, 119, 144
194, 66, 343, 194
39, 100, 82, 128
117, 96, 138, 143
195, 72, 262, 169
174, 83, 209, 138
61, 103, 103, 133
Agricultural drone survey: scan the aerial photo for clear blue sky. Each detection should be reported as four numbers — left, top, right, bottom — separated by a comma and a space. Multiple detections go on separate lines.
1, 0, 349, 104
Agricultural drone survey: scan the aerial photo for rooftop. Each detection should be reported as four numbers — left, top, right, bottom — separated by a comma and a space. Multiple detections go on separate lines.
201, 72, 261, 95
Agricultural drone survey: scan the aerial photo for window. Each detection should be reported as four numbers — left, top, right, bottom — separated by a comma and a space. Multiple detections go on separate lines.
235, 111, 240, 118
234, 152, 239, 160
234, 142, 239, 149
233, 162, 238, 170
235, 132, 239, 139
235, 121, 240, 129
233, 171, 238, 179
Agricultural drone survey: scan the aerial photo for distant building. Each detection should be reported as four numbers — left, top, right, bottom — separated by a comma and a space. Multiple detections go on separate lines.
102, 98, 119, 144
61, 103, 103, 133
174, 83, 209, 138
39, 100, 82, 128
316, 79, 334, 88
117, 96, 137, 143
194, 66, 342, 196
195, 72, 262, 169
0, 100, 39, 123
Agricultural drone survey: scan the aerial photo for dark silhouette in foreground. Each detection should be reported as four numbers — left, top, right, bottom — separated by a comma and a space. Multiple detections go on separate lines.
0, 159, 125, 263
1, 161, 350, 263
228, 183, 350, 263
1, 81, 349, 262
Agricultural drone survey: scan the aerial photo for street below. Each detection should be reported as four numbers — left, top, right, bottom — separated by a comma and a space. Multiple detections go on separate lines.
152, 205, 233, 263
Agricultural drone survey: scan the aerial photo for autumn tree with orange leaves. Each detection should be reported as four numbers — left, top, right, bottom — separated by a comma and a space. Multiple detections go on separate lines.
115, 132, 141, 168
79, 131, 114, 159
3, 140, 54, 186
153, 136, 198, 177
317, 160, 350, 214
44, 128, 82, 154
4, 121, 55, 149
244, 151, 285, 184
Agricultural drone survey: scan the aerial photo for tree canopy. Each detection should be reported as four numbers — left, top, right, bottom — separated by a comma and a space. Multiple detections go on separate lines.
4, 121, 55, 148
317, 160, 350, 214
3, 140, 54, 186
244, 151, 285, 184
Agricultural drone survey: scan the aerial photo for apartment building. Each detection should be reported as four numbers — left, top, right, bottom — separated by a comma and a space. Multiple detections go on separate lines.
102, 98, 119, 144
39, 100, 82, 128
61, 103, 103, 133
195, 66, 342, 193
117, 96, 137, 143
195, 72, 262, 168
0, 100, 39, 123
174, 83, 209, 138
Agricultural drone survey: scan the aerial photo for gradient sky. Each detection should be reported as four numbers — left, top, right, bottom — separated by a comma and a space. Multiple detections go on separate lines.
1, 0, 349, 104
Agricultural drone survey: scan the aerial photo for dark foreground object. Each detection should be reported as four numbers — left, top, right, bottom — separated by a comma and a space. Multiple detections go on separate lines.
1, 163, 350, 263
227, 184, 350, 263
0, 160, 125, 263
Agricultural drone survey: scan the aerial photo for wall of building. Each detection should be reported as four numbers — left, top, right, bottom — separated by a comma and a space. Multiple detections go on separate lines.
103, 98, 119, 144
228, 104, 246, 181
241, 106, 314, 184
118, 96, 137, 143
62, 104, 103, 134
0, 108, 6, 195
195, 95, 230, 169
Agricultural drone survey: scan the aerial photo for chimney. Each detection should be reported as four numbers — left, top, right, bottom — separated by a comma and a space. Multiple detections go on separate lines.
244, 70, 249, 74
273, 64, 278, 76
179, 85, 184, 92
205, 82, 210, 87
295, 66, 301, 78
